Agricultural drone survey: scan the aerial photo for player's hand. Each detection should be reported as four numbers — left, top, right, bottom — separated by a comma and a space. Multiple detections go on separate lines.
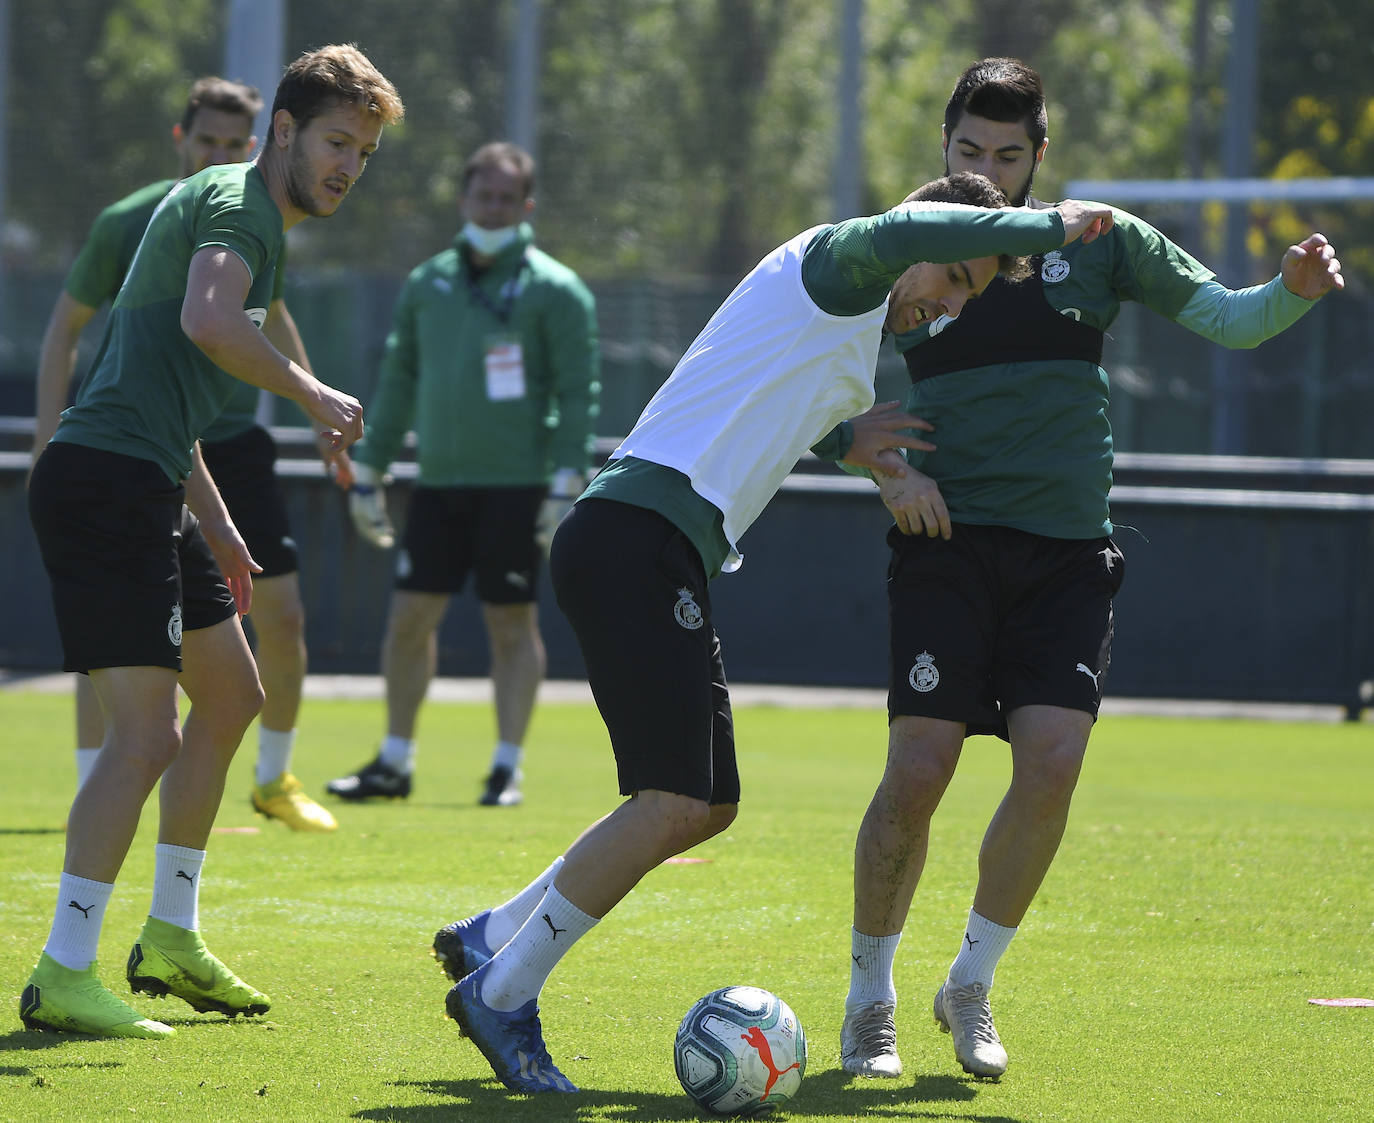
1055, 200, 1115, 245
877, 465, 950, 539
320, 439, 356, 490
840, 401, 936, 478
197, 514, 263, 616
348, 461, 395, 549
1280, 233, 1344, 300
303, 380, 365, 452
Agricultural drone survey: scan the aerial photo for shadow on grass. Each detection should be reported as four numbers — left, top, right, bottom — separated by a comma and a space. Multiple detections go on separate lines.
0, 1030, 96, 1054
0, 1013, 272, 1052
0, 1029, 133, 1070
0, 828, 64, 835
141, 1012, 276, 1030
803, 1068, 1025, 1120
350, 1069, 1024, 1122
355, 1077, 693, 1121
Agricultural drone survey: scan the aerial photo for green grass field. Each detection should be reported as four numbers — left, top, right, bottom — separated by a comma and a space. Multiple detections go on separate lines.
0, 688, 1370, 1122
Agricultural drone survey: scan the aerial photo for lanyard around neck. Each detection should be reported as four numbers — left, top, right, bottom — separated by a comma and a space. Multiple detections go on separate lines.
465, 252, 528, 325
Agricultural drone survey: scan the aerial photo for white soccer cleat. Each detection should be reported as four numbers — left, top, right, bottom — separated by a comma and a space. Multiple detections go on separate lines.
933, 979, 1007, 1078
840, 1000, 903, 1078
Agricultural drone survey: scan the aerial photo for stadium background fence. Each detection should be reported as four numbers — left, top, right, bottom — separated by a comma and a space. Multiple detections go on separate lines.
2, 1, 1371, 714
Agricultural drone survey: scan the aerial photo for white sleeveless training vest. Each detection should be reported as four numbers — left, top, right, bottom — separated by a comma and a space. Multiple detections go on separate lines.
610, 226, 886, 570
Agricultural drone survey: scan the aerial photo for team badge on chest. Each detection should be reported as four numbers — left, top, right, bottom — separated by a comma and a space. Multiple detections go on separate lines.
1040, 250, 1070, 284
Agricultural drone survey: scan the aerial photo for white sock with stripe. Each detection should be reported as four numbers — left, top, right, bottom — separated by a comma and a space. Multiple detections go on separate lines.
484, 855, 564, 949
846, 928, 901, 1012
478, 885, 598, 1012
44, 873, 114, 970
149, 844, 205, 931
948, 908, 1017, 988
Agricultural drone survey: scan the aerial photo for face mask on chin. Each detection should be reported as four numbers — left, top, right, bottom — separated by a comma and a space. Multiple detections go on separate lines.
462, 222, 519, 256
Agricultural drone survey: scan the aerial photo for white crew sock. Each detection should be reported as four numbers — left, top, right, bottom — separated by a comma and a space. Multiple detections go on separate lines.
948, 907, 1017, 988
148, 844, 206, 932
75, 748, 102, 791
255, 727, 296, 786
846, 928, 902, 1012
479, 884, 598, 1012
490, 740, 522, 772
43, 873, 114, 970
379, 735, 415, 773
484, 855, 565, 949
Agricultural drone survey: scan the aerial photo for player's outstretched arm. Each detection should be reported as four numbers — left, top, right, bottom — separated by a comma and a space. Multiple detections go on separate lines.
181, 248, 364, 450
1280, 233, 1344, 299
1054, 200, 1116, 246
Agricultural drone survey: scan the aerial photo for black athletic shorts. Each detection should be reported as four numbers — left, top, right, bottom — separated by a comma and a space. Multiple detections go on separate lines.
397, 484, 546, 605
887, 522, 1125, 738
549, 498, 739, 804
28, 442, 237, 673
200, 424, 298, 578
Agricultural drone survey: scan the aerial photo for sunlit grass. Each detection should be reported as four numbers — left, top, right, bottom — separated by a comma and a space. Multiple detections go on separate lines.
1, 689, 1370, 1121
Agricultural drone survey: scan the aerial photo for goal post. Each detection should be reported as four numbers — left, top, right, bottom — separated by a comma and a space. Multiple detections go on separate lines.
1063, 176, 1374, 203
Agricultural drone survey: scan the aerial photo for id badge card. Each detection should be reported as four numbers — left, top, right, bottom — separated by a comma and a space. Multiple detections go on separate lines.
484, 336, 527, 401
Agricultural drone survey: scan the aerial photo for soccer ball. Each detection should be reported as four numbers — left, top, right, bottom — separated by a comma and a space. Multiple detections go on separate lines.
674, 986, 806, 1117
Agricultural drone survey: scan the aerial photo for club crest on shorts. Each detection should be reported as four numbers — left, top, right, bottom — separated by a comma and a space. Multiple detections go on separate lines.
908, 650, 938, 693
674, 587, 704, 631
1041, 250, 1070, 284
167, 604, 183, 647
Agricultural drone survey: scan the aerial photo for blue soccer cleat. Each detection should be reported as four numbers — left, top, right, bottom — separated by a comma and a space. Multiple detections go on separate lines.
445, 963, 576, 1094
432, 910, 496, 984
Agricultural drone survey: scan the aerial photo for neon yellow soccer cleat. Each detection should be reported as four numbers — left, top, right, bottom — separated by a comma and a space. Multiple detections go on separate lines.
126, 917, 271, 1017
21, 953, 174, 1038
253, 772, 339, 832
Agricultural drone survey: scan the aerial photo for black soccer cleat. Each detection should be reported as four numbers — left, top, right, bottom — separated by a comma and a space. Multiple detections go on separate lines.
479, 765, 522, 807
325, 755, 412, 801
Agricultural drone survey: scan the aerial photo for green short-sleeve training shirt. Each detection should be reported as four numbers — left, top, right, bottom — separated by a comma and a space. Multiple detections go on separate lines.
63, 179, 177, 308
53, 162, 284, 482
